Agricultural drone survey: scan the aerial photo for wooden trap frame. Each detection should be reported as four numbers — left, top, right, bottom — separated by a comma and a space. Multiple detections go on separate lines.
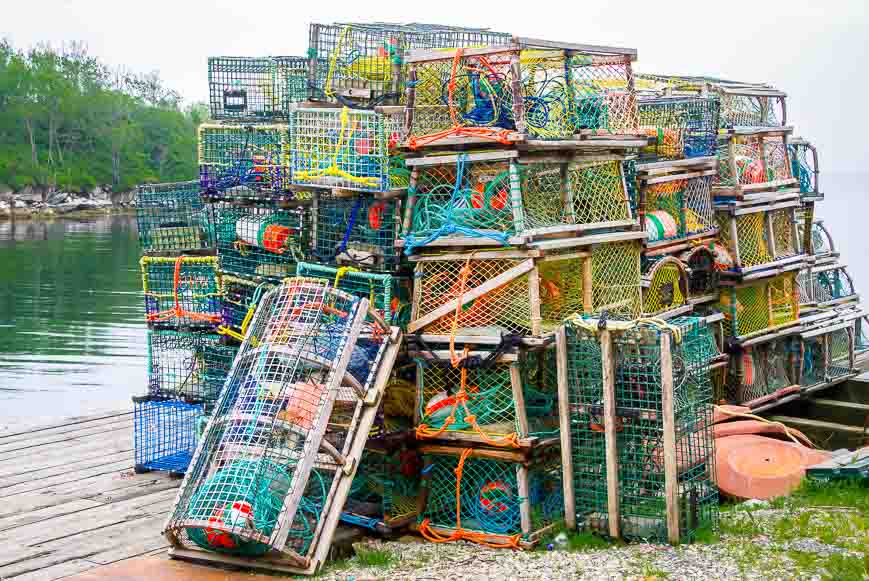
208, 56, 310, 121
641, 256, 690, 319
799, 262, 860, 310
789, 137, 822, 201
678, 245, 721, 305
713, 127, 798, 200
798, 308, 862, 396
717, 272, 800, 345
725, 337, 800, 410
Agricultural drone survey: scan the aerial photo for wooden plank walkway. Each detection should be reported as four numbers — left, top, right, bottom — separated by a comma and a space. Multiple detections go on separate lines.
0, 410, 180, 581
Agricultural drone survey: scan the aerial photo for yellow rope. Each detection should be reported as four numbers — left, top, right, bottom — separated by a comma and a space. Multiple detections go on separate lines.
713, 405, 816, 448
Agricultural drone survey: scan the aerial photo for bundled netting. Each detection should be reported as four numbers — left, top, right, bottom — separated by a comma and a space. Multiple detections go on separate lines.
308, 23, 511, 106
717, 273, 799, 340
211, 203, 306, 281
637, 96, 720, 159
147, 330, 236, 405
312, 192, 401, 271
296, 261, 408, 325
409, 244, 642, 338
343, 446, 421, 531
728, 340, 798, 407
679, 246, 720, 302
811, 266, 857, 307
642, 176, 715, 244
714, 133, 794, 194
141, 256, 222, 327
208, 57, 309, 120
165, 279, 395, 570
134, 397, 204, 474
800, 326, 855, 390
568, 52, 638, 135
198, 123, 290, 194
642, 257, 688, 317
563, 318, 718, 543
289, 108, 403, 193
135, 181, 212, 254
717, 91, 785, 129
715, 204, 800, 272
417, 446, 563, 548
414, 347, 558, 446
219, 275, 276, 341
789, 140, 820, 198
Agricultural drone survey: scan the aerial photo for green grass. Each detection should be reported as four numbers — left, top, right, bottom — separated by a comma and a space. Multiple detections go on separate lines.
788, 478, 869, 512
353, 546, 395, 568
535, 524, 619, 552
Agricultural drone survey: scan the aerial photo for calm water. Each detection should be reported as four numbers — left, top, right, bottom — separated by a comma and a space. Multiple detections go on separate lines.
0, 215, 145, 430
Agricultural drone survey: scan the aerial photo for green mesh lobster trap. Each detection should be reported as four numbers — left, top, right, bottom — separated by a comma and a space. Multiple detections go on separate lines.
713, 129, 797, 200
198, 123, 291, 194
164, 279, 401, 575
312, 191, 402, 272
637, 96, 720, 160
717, 272, 800, 342
799, 313, 859, 394
411, 344, 559, 448
726, 338, 799, 409
417, 445, 563, 548
219, 275, 276, 342
806, 264, 858, 308
211, 202, 307, 281
408, 241, 644, 340
558, 317, 719, 544
402, 151, 636, 253
641, 256, 690, 318
135, 181, 213, 254
141, 256, 223, 328
208, 56, 309, 120
146, 330, 237, 405
789, 138, 821, 201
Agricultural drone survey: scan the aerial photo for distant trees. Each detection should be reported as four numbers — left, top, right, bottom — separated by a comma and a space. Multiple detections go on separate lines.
0, 39, 203, 195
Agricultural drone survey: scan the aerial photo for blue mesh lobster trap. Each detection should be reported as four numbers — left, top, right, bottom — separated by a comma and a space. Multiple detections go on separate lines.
134, 397, 204, 474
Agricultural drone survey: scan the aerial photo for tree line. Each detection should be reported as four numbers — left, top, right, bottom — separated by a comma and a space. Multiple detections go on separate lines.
0, 39, 205, 195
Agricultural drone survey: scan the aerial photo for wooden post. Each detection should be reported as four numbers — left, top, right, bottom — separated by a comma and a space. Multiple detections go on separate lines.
582, 256, 594, 314
728, 214, 742, 270
509, 39, 526, 134
765, 211, 777, 260
600, 329, 620, 539
391, 33, 405, 106
661, 332, 680, 544
555, 327, 576, 529
404, 65, 416, 138
517, 464, 532, 535
510, 363, 530, 438
528, 266, 542, 335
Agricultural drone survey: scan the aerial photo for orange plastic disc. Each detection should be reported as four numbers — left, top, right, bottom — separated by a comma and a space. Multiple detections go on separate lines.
716, 435, 806, 499
714, 419, 815, 448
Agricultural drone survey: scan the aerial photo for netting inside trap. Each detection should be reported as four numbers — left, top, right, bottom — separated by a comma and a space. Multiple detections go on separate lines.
718, 93, 783, 129
643, 176, 714, 243
637, 96, 719, 159
715, 134, 792, 190
198, 124, 290, 194
313, 193, 400, 271
716, 207, 798, 270
642, 258, 688, 316
296, 261, 404, 325
289, 108, 400, 193
141, 256, 222, 327
212, 204, 306, 281
730, 340, 797, 406
789, 142, 819, 197
345, 447, 421, 527
569, 53, 638, 134
134, 398, 204, 473
220, 275, 276, 340
135, 181, 212, 253
718, 273, 799, 339
812, 267, 857, 305
147, 330, 236, 405
801, 328, 853, 388
208, 57, 309, 120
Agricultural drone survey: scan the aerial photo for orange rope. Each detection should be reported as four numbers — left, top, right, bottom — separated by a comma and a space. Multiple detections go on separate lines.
418, 448, 522, 549
146, 256, 221, 324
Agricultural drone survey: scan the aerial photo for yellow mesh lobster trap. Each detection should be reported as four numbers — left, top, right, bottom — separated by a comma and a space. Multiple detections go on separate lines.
641, 257, 690, 318
407, 241, 643, 340
717, 272, 800, 342
713, 128, 797, 200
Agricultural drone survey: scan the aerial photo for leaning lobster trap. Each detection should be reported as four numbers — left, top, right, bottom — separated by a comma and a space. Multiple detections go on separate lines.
401, 151, 636, 252
411, 344, 559, 448
165, 279, 401, 575
637, 96, 720, 160
641, 256, 690, 318
799, 314, 860, 394
407, 240, 644, 341
211, 202, 307, 281
134, 397, 204, 474
198, 123, 291, 194
726, 339, 799, 409
713, 129, 797, 200
208, 56, 309, 120
135, 181, 213, 254
417, 444, 563, 548
789, 138, 821, 201
714, 197, 806, 278
557, 317, 719, 544
717, 272, 800, 343
141, 256, 223, 328
219, 275, 277, 341
312, 191, 402, 271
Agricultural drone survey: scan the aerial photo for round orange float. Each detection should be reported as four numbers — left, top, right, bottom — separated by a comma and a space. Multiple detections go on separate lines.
716, 435, 809, 499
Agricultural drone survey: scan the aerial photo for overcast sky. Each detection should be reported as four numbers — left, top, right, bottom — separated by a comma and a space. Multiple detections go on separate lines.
3, 0, 867, 172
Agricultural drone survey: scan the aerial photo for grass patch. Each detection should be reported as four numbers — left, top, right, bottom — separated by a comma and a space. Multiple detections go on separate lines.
788, 478, 869, 512
821, 553, 869, 581
536, 524, 619, 552
692, 524, 720, 544
353, 546, 395, 568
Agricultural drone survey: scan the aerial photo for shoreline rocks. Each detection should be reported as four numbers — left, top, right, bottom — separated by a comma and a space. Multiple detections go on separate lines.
0, 187, 136, 220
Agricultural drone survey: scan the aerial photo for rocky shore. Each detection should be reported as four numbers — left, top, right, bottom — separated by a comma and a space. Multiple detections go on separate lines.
0, 186, 136, 219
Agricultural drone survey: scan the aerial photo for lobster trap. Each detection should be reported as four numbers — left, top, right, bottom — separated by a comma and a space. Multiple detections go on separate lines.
637, 96, 720, 160
557, 317, 719, 544
789, 138, 821, 200
407, 241, 644, 340
715, 85, 786, 129
799, 316, 859, 393
715, 197, 806, 278
211, 202, 307, 281
312, 192, 402, 271
642, 257, 690, 318
147, 330, 237, 405
717, 272, 800, 342
635, 158, 718, 253
135, 181, 213, 254
713, 129, 797, 199
134, 397, 205, 474
141, 256, 223, 328
219, 275, 277, 341
678, 245, 721, 304
417, 444, 563, 548
411, 344, 558, 448
402, 151, 636, 252
405, 40, 640, 148
165, 279, 401, 575
289, 108, 406, 193
803, 263, 859, 308
208, 57, 310, 120
726, 339, 799, 409
198, 123, 290, 194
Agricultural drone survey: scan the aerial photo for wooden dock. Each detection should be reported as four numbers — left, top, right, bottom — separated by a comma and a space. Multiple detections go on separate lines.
0, 410, 179, 581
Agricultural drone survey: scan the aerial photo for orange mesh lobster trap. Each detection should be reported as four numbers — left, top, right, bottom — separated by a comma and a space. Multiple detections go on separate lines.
641, 256, 690, 319
713, 129, 797, 200
407, 241, 643, 340
717, 272, 800, 343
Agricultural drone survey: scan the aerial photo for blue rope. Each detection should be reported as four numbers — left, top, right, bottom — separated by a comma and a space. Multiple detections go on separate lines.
339, 195, 364, 254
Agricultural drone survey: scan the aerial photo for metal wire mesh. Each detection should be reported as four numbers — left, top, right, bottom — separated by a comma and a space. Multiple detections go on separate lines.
643, 176, 714, 243
147, 330, 236, 405
637, 96, 720, 159
344, 446, 421, 530
521, 50, 573, 139
134, 398, 204, 473
313, 192, 401, 271
141, 256, 223, 328
642, 258, 688, 316
718, 273, 799, 339
569, 54, 638, 134
166, 279, 387, 560
198, 123, 291, 194
730, 340, 797, 406
718, 93, 783, 128
220, 275, 276, 340
789, 141, 819, 197
801, 328, 854, 388
812, 267, 857, 305
136, 181, 212, 253
208, 57, 309, 120
715, 134, 792, 189
211, 203, 306, 281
